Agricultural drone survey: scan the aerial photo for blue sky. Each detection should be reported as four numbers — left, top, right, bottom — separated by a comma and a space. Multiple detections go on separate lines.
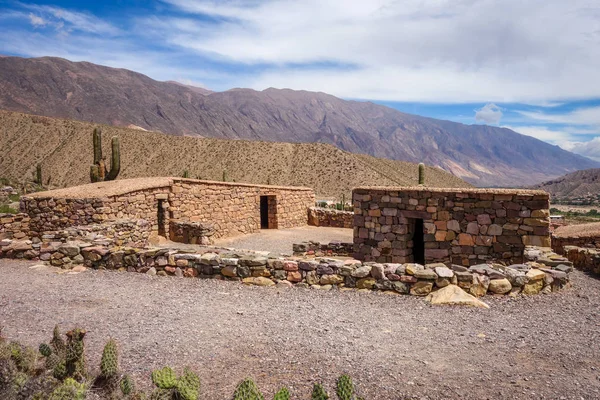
1, 0, 600, 159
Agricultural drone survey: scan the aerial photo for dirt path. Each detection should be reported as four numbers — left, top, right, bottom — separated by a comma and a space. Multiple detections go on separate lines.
212, 226, 353, 255
1, 259, 599, 399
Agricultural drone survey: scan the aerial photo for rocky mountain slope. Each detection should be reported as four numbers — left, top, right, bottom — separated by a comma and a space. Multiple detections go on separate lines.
0, 55, 597, 187
0, 111, 470, 198
532, 169, 600, 203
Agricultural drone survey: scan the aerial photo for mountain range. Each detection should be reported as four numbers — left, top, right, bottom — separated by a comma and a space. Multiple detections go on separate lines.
532, 168, 600, 202
0, 55, 597, 187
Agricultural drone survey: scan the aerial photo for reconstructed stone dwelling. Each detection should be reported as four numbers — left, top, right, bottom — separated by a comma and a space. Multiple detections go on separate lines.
353, 186, 550, 266
19, 178, 315, 244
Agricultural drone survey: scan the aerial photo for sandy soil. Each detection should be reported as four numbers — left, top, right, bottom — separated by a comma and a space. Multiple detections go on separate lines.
554, 221, 600, 238
212, 226, 353, 255
1, 260, 599, 399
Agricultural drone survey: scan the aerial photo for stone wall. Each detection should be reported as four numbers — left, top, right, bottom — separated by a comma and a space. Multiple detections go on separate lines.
18, 178, 315, 241
552, 236, 600, 255
308, 207, 353, 228
0, 213, 30, 240
169, 220, 215, 245
293, 241, 354, 257
0, 234, 571, 297
563, 246, 600, 275
169, 180, 314, 238
353, 187, 550, 266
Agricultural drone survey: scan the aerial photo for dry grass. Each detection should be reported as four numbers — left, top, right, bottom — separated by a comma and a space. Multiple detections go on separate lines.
0, 110, 471, 198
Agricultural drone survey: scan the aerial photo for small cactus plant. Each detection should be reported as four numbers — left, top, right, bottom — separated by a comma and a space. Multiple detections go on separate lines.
336, 375, 354, 400
35, 164, 42, 185
65, 328, 86, 380
39, 343, 52, 357
100, 338, 119, 377
176, 367, 200, 400
222, 169, 228, 182
312, 383, 329, 400
233, 377, 264, 400
120, 374, 135, 396
274, 387, 291, 400
418, 162, 425, 185
151, 366, 178, 390
183, 170, 190, 178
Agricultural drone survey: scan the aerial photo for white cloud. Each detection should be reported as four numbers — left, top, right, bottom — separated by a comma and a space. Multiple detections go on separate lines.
517, 106, 600, 127
475, 103, 503, 124
502, 125, 574, 143
154, 0, 600, 103
559, 137, 600, 161
28, 13, 46, 27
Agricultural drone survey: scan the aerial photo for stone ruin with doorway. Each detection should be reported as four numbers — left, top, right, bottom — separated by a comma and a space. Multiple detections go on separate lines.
352, 186, 551, 266
17, 177, 315, 246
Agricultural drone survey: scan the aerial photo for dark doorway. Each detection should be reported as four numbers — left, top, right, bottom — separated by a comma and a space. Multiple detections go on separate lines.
157, 200, 166, 237
260, 196, 269, 229
413, 219, 425, 264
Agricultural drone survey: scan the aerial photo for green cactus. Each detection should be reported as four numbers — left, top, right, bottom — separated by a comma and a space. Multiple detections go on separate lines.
50, 325, 66, 358
90, 128, 121, 182
274, 387, 291, 400
35, 163, 42, 185
233, 377, 264, 400
49, 377, 87, 400
53, 361, 67, 381
9, 342, 37, 374
100, 338, 119, 377
336, 375, 354, 400
311, 383, 329, 400
150, 388, 173, 400
223, 169, 228, 182
120, 374, 135, 396
152, 366, 178, 390
45, 353, 60, 370
65, 328, 86, 380
418, 162, 425, 185
183, 170, 190, 178
39, 343, 52, 357
176, 367, 200, 400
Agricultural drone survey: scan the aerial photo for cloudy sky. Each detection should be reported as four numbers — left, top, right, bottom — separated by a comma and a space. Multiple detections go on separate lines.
1, 0, 600, 158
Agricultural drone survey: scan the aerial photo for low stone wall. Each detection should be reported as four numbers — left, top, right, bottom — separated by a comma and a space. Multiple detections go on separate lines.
563, 246, 600, 275
552, 236, 600, 254
293, 241, 354, 257
0, 213, 30, 240
0, 237, 571, 297
169, 220, 215, 245
308, 207, 353, 228
353, 187, 550, 266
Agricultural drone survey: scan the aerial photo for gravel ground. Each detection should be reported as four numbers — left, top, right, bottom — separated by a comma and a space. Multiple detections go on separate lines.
212, 226, 353, 255
1, 259, 599, 400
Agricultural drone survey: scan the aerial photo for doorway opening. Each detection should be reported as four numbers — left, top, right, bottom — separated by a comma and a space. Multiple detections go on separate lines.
413, 218, 425, 264
260, 196, 269, 229
157, 200, 166, 237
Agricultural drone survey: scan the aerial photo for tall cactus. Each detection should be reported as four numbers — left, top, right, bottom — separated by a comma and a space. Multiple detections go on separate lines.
222, 170, 228, 182
35, 164, 42, 185
418, 162, 425, 185
90, 128, 120, 182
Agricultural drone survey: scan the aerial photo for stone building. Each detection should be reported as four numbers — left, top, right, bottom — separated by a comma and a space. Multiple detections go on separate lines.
353, 186, 550, 266
20, 177, 315, 244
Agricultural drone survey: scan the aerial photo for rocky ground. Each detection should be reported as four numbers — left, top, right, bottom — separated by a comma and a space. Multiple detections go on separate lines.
0, 259, 599, 400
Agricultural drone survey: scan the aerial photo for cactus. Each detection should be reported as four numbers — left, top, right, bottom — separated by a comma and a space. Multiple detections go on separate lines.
183, 170, 190, 178
39, 343, 52, 357
90, 128, 121, 182
222, 170, 228, 182
49, 377, 87, 400
312, 383, 329, 400
336, 375, 354, 400
50, 325, 66, 358
150, 388, 173, 400
35, 164, 42, 185
53, 361, 67, 380
100, 338, 119, 377
45, 353, 60, 370
65, 328, 86, 380
267, 176, 271, 185
233, 377, 264, 400
274, 387, 291, 400
418, 162, 425, 185
120, 374, 135, 396
176, 367, 200, 400
152, 366, 178, 390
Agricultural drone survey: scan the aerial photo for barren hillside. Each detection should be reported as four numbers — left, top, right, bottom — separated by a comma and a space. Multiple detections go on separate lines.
0, 56, 597, 187
532, 168, 600, 203
0, 111, 470, 198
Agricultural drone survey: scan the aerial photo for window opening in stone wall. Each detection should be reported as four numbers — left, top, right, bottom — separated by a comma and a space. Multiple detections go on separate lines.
158, 200, 166, 237
413, 218, 425, 264
260, 196, 269, 229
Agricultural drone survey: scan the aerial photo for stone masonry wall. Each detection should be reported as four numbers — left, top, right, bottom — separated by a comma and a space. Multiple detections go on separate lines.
169, 181, 314, 239
563, 246, 600, 275
353, 187, 550, 266
552, 236, 600, 255
0, 213, 31, 240
308, 207, 354, 228
18, 179, 314, 242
